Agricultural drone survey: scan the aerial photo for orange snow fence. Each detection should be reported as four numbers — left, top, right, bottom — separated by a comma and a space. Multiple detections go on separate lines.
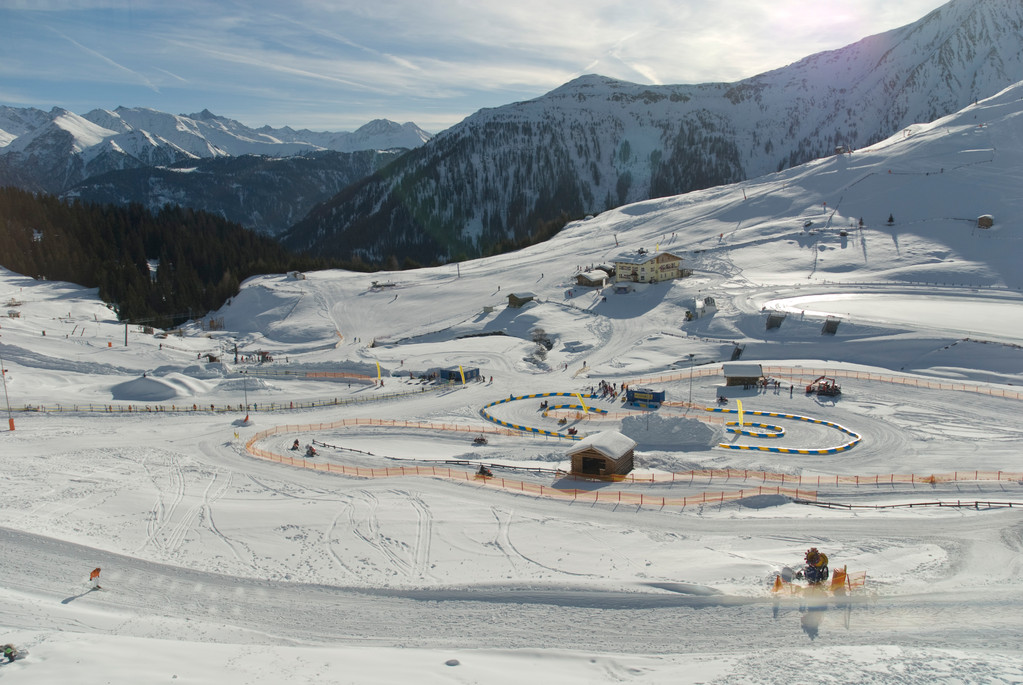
243, 421, 817, 507
830, 566, 867, 592
243, 417, 1023, 507
626, 365, 1023, 401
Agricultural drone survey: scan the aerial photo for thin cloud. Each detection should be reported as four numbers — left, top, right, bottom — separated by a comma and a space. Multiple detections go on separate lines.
154, 68, 189, 84
0, 0, 952, 130
45, 25, 160, 93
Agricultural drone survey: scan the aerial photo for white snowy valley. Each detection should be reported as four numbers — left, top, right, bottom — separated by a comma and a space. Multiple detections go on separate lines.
1, 84, 1022, 684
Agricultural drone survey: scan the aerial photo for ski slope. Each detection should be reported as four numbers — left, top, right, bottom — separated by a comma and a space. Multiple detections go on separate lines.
1, 86, 1022, 683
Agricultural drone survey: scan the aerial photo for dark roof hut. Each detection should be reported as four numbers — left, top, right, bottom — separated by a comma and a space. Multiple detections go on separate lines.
507, 292, 535, 308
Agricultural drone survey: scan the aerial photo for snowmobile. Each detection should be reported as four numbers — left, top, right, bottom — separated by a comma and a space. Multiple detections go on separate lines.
305, 445, 317, 457
475, 465, 494, 479
473, 435, 488, 445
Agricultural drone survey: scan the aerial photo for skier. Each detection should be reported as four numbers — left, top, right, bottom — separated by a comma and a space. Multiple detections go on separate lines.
3, 644, 18, 663
803, 548, 829, 585
90, 567, 101, 589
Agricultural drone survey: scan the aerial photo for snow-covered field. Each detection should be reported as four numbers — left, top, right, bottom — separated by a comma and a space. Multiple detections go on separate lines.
2, 86, 1023, 684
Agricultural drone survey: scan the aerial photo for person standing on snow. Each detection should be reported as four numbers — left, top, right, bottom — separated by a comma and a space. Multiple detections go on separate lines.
3, 644, 18, 663
90, 567, 101, 589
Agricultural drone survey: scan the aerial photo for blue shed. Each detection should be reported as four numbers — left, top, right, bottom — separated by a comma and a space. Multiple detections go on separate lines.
626, 387, 665, 405
438, 366, 480, 382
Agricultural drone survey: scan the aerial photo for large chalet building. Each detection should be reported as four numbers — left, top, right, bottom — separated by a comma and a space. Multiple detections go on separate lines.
613, 248, 684, 284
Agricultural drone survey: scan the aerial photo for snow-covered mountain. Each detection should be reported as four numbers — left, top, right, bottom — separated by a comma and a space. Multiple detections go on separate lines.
0, 106, 431, 195
65, 149, 405, 236
282, 0, 1023, 263
2, 57, 1023, 684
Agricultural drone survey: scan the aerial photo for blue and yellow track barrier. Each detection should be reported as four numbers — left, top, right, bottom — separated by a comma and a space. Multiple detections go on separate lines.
707, 406, 861, 454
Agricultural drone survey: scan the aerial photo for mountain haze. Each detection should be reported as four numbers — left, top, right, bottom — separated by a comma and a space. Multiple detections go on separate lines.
0, 106, 431, 195
282, 0, 1023, 263
64, 149, 405, 236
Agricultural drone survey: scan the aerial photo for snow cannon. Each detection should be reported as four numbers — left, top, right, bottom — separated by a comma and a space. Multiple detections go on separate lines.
804, 547, 829, 585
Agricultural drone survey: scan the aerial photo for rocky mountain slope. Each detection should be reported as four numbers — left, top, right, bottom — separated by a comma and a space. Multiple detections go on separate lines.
281, 0, 1023, 263
64, 149, 404, 236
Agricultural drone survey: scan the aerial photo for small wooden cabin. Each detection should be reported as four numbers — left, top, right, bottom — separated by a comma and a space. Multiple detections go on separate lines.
507, 292, 535, 308
722, 362, 763, 387
575, 270, 609, 288
567, 431, 636, 477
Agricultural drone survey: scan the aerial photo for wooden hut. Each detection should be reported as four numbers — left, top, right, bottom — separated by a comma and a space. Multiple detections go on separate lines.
507, 292, 535, 308
567, 431, 636, 477
575, 270, 608, 288
722, 362, 763, 387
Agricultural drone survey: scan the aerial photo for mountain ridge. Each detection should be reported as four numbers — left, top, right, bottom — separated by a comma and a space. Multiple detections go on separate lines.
281, 0, 1023, 263
0, 106, 432, 195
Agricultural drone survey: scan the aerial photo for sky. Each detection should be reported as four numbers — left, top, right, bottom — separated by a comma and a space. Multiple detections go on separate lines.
1, 0, 949, 133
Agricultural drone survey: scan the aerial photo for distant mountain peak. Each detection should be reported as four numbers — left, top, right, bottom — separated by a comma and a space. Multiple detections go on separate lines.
189, 108, 220, 121
0, 106, 433, 194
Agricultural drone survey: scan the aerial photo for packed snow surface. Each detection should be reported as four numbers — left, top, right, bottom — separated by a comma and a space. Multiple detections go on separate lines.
2, 85, 1023, 683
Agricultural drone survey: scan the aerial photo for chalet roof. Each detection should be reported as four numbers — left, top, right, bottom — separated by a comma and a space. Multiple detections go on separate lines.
565, 430, 637, 459
578, 270, 608, 281
613, 249, 682, 265
722, 362, 763, 378
509, 291, 535, 299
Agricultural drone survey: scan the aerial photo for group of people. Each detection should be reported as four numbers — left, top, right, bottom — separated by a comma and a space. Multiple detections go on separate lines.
592, 380, 619, 399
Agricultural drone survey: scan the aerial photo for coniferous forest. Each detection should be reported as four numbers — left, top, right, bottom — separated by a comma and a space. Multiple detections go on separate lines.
0, 187, 360, 326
